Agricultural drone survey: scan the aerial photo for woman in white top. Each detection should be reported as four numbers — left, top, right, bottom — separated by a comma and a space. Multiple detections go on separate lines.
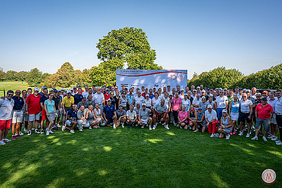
144, 94, 152, 109
163, 92, 171, 110
152, 92, 160, 106
118, 92, 127, 111
86, 105, 98, 129
179, 89, 185, 100
94, 103, 104, 126
182, 93, 191, 111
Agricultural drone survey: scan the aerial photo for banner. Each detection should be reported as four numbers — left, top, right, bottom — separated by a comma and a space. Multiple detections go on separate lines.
116, 69, 187, 90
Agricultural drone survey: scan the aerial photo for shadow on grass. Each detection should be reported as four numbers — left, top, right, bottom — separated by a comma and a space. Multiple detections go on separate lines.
0, 126, 281, 187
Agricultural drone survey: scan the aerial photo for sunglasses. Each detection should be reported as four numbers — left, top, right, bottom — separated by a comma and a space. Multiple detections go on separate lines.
8, 94, 13, 96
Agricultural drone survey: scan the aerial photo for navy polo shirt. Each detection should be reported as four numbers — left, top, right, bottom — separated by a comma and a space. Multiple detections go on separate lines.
74, 94, 83, 105
12, 96, 24, 110
103, 104, 116, 118
40, 95, 49, 104
67, 109, 77, 120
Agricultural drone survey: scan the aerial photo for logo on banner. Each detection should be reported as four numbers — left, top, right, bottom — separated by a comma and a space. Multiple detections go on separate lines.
261, 169, 276, 185
170, 75, 176, 80
177, 74, 184, 81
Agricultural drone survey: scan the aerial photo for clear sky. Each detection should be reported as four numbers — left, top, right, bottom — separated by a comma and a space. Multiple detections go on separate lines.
0, 0, 281, 79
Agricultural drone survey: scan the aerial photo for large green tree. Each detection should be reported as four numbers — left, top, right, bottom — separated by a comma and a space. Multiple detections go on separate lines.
90, 27, 162, 86
26, 68, 42, 86
5, 70, 17, 80
16, 71, 28, 83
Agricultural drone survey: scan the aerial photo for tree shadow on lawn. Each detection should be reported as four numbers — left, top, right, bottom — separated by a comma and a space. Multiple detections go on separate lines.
0, 127, 281, 188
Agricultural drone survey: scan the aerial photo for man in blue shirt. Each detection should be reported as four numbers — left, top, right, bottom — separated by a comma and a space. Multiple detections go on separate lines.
74, 88, 83, 105
126, 89, 135, 108
103, 99, 117, 129
40, 88, 49, 134
11, 90, 24, 139
62, 104, 77, 133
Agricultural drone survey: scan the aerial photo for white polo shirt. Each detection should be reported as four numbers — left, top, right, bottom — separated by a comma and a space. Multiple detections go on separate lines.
275, 97, 282, 114
267, 99, 277, 112
127, 110, 137, 120
240, 99, 253, 113
0, 98, 14, 120
215, 96, 228, 108
93, 93, 104, 105
135, 96, 145, 106
205, 109, 217, 122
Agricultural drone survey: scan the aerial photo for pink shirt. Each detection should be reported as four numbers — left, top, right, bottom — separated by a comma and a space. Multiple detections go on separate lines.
172, 97, 182, 111
178, 111, 188, 123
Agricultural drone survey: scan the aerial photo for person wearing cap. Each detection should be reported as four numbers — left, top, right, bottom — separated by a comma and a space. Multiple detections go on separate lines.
63, 104, 77, 133
218, 109, 232, 139
229, 95, 239, 135
39, 86, 46, 96
135, 91, 144, 107
71, 86, 77, 96
126, 89, 135, 110
116, 104, 127, 128
138, 102, 152, 129
44, 92, 57, 135
251, 97, 273, 141
178, 105, 188, 129
144, 94, 152, 109
172, 92, 182, 126
119, 91, 128, 111
233, 86, 241, 100
76, 97, 89, 111
0, 90, 14, 145
49, 89, 54, 95
62, 90, 74, 127
134, 102, 141, 117
40, 86, 49, 134
205, 105, 219, 137
126, 104, 137, 127
26, 87, 41, 136
94, 87, 105, 112
274, 90, 282, 145
199, 96, 208, 113
196, 86, 202, 96
53, 90, 62, 128
182, 93, 191, 112
153, 99, 169, 129
152, 92, 161, 107
192, 94, 201, 111
201, 90, 208, 101
196, 108, 206, 133
267, 92, 278, 141
238, 93, 253, 137
11, 90, 24, 139
215, 90, 228, 120
252, 93, 262, 130
104, 88, 111, 105
85, 105, 99, 129
103, 99, 117, 128
192, 89, 197, 99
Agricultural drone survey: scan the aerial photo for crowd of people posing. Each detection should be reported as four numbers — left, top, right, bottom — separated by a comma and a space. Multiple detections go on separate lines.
0, 84, 281, 146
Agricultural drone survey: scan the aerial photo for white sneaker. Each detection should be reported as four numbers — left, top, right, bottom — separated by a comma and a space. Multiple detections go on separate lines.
49, 130, 54, 134
180, 126, 183, 129
113, 124, 116, 129
226, 135, 230, 139
35, 129, 40, 134
276, 141, 282, 145
194, 129, 199, 132
122, 125, 124, 128
275, 140, 281, 143
262, 136, 267, 141
251, 125, 255, 130
28, 131, 31, 136
162, 122, 166, 125
79, 129, 83, 132
149, 125, 152, 130
267, 135, 273, 139
246, 133, 251, 138
238, 131, 243, 136
141, 125, 145, 129
62, 126, 66, 131
40, 129, 44, 134
153, 124, 157, 130
173, 123, 176, 127
251, 136, 258, 140
177, 124, 180, 128
32, 128, 35, 131
3, 138, 12, 142
164, 125, 169, 130
210, 134, 214, 137
19, 131, 24, 136
89, 126, 92, 129
57, 124, 61, 128
70, 130, 75, 133
271, 136, 278, 141
46, 131, 49, 136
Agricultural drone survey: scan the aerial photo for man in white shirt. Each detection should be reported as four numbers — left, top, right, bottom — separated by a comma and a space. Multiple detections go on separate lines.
205, 105, 218, 137
215, 90, 228, 120
0, 90, 15, 145
275, 90, 282, 145
93, 87, 105, 112
153, 100, 169, 130
192, 94, 201, 110
267, 92, 278, 141
126, 105, 137, 127
135, 91, 144, 106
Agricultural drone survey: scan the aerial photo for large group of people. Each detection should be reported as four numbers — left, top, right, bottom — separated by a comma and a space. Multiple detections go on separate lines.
0, 84, 281, 146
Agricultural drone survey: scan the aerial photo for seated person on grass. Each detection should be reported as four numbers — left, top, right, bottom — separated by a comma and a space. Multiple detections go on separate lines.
103, 99, 117, 129
116, 104, 127, 128
178, 105, 188, 129
77, 105, 88, 131
126, 105, 138, 127
138, 102, 152, 130
152, 99, 169, 130
63, 104, 77, 133
85, 105, 99, 129
194, 108, 206, 133
218, 109, 232, 139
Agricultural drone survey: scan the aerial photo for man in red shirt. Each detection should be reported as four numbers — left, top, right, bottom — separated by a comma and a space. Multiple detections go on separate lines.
252, 97, 273, 141
25, 87, 41, 136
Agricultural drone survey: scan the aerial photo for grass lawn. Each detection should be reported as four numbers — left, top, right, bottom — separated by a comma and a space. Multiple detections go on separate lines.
0, 81, 32, 96
0, 125, 281, 188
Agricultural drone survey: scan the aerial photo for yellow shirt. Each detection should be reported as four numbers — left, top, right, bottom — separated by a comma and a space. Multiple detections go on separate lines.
62, 96, 74, 108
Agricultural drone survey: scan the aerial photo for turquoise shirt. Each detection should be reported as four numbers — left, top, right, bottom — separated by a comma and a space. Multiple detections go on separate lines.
44, 99, 55, 113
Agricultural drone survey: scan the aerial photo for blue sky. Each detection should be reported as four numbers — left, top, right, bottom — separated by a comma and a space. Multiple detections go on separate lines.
0, 0, 281, 79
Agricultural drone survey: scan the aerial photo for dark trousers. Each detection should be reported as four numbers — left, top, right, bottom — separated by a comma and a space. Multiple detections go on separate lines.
276, 115, 282, 141
173, 110, 178, 124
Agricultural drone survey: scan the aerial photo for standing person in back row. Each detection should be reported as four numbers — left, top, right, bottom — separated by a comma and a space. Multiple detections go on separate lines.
238, 93, 253, 137
11, 90, 24, 139
215, 90, 228, 120
274, 90, 282, 146
62, 90, 74, 127
26, 87, 41, 136
0, 90, 14, 145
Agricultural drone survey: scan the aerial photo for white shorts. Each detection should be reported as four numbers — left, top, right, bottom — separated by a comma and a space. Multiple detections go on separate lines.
231, 112, 239, 121
29, 112, 41, 122
47, 112, 56, 121
65, 120, 73, 126
12, 110, 23, 123
24, 113, 29, 122
77, 120, 87, 128
140, 119, 148, 125
270, 114, 277, 124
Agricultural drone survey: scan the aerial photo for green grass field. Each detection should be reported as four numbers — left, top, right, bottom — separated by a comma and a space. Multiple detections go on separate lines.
0, 125, 281, 188
0, 81, 32, 96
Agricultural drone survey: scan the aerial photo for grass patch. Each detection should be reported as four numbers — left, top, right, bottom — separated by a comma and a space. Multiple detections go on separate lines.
0, 81, 32, 96
0, 125, 281, 187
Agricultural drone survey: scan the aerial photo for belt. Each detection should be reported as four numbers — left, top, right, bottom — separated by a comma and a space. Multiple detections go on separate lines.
276, 113, 282, 116
14, 109, 22, 111
241, 111, 250, 114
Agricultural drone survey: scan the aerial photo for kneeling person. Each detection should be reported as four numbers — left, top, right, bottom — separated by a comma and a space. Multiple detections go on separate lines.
103, 99, 117, 129
153, 99, 169, 130
116, 105, 126, 128
126, 105, 138, 127
138, 103, 152, 130
77, 105, 87, 131
63, 104, 77, 133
